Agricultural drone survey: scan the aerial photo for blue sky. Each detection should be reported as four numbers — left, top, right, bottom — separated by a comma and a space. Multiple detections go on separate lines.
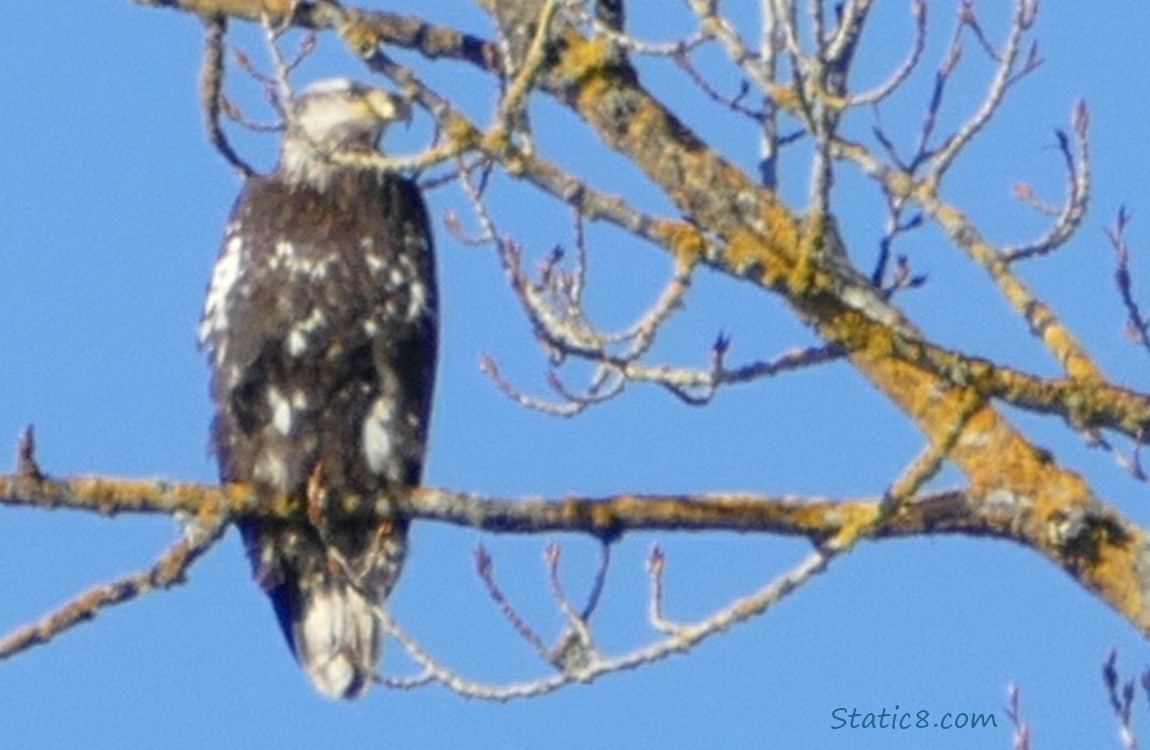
3, 2, 1150, 748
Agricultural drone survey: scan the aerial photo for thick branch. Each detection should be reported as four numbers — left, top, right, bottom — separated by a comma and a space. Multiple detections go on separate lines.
134, 0, 502, 70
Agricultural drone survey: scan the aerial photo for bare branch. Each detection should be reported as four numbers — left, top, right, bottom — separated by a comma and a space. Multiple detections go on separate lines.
0, 466, 1024, 544
879, 390, 984, 523
646, 544, 675, 634
1006, 684, 1031, 750
848, 1, 926, 107
931, 0, 1042, 177
372, 543, 832, 700
200, 15, 257, 177
1107, 208, 1150, 362
136, 0, 503, 71
1004, 101, 1091, 262
16, 425, 43, 482
687, 0, 776, 103
564, 1, 706, 57
475, 544, 552, 660
835, 134, 1102, 383
758, 1, 781, 188
0, 513, 227, 662
543, 542, 600, 671
1104, 650, 1142, 750
1083, 428, 1149, 484
621, 343, 844, 401
673, 50, 765, 120
480, 355, 625, 417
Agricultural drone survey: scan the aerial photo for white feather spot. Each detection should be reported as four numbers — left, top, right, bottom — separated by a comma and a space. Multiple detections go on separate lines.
288, 330, 307, 356
271, 239, 331, 279
253, 450, 290, 489
386, 266, 406, 289
211, 341, 231, 372
406, 280, 428, 321
222, 362, 244, 391
287, 308, 328, 356
389, 254, 429, 321
361, 397, 396, 476
268, 387, 293, 435
199, 234, 245, 345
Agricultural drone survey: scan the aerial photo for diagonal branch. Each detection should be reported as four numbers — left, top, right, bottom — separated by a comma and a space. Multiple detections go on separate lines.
0, 512, 228, 661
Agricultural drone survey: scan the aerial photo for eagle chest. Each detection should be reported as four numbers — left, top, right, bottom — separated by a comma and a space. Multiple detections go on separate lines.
202, 170, 437, 498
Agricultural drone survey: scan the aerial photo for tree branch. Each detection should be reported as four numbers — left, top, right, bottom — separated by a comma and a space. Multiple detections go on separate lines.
0, 470, 1033, 543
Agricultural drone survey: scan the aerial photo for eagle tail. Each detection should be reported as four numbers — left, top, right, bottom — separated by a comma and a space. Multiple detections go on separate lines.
290, 575, 381, 700
241, 520, 405, 700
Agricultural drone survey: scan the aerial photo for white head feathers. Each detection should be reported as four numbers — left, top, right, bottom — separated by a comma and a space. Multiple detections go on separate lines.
280, 78, 410, 186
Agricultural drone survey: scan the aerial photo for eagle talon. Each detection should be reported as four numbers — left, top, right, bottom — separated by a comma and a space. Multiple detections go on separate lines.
306, 460, 328, 527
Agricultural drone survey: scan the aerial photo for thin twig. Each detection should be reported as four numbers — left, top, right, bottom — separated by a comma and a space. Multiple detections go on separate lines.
200, 15, 256, 177
1109, 207, 1150, 361
1103, 650, 1141, 750
1005, 684, 1031, 750
849, 1, 926, 107
1004, 101, 1090, 262
930, 0, 1042, 178
474, 544, 551, 660
373, 543, 833, 700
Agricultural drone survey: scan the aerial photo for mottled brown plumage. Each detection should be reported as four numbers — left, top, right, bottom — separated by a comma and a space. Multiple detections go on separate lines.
200, 79, 436, 699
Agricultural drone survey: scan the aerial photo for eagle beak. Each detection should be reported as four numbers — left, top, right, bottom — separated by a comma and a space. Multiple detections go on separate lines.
364, 89, 412, 127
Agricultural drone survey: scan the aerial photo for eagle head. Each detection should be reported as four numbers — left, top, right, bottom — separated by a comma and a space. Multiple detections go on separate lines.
281, 78, 410, 185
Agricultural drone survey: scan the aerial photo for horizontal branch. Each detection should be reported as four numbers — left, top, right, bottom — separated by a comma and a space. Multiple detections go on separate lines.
0, 471, 1016, 544
134, 0, 502, 70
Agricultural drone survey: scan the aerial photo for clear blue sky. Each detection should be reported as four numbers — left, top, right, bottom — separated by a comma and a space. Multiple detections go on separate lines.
3, 3, 1150, 748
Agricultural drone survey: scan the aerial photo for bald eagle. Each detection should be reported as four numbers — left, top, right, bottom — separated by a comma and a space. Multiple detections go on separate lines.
199, 79, 437, 699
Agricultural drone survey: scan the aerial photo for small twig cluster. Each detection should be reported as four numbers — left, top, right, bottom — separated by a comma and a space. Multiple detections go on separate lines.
1005, 684, 1031, 750
200, 8, 320, 177
371, 537, 833, 701
1103, 650, 1150, 750
1078, 209, 1150, 484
